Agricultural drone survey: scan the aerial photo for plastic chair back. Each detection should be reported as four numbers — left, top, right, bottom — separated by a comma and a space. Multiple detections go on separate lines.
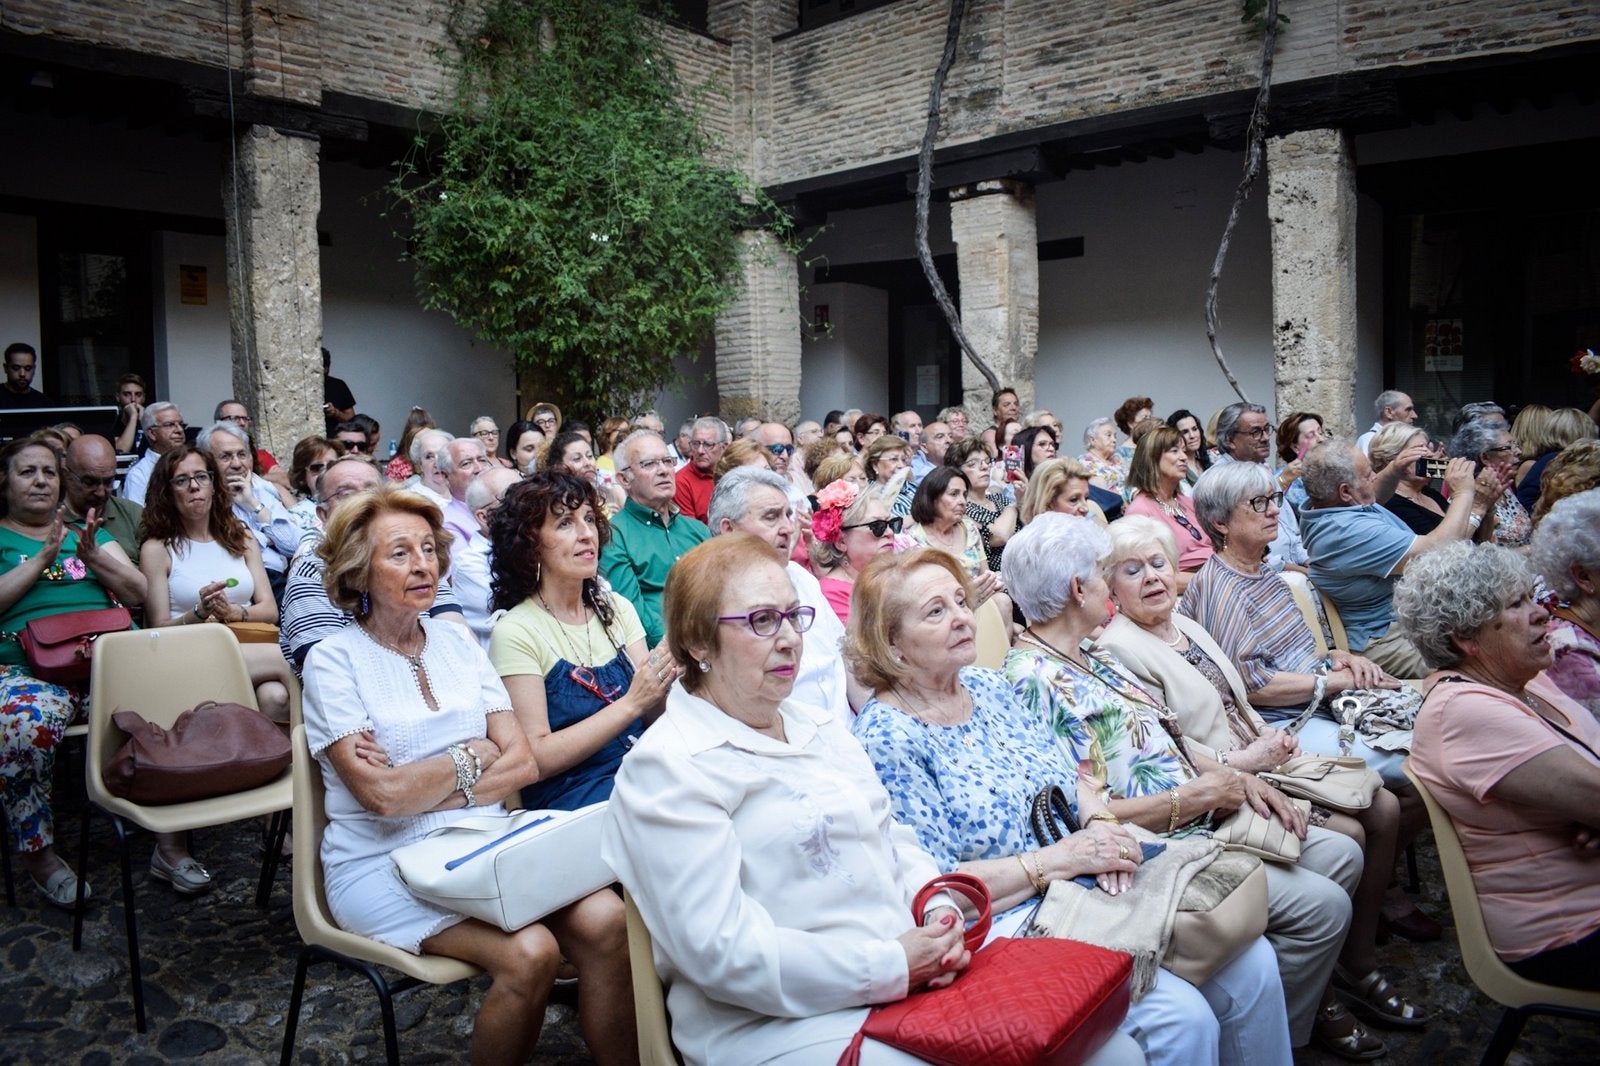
972, 595, 1010, 670
623, 888, 682, 1066
1317, 590, 1351, 653
1279, 570, 1330, 658
1402, 758, 1600, 1014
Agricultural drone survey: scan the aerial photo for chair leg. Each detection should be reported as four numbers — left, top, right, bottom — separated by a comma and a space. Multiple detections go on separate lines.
256, 810, 286, 909
110, 815, 147, 1033
2, 805, 14, 908
72, 801, 91, 950
1479, 1005, 1528, 1066
1406, 841, 1421, 893
280, 944, 314, 1066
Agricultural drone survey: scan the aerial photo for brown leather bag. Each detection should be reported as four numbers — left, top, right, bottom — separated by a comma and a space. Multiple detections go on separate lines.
19, 606, 133, 686
105, 700, 291, 805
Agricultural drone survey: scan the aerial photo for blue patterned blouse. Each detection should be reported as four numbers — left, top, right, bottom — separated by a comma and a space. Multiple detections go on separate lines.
852, 666, 1080, 871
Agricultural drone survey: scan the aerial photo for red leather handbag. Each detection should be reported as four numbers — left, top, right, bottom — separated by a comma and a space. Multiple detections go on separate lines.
838, 872, 1132, 1066
19, 606, 133, 686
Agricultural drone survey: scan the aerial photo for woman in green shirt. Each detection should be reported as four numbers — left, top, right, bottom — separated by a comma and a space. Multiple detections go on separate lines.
0, 435, 145, 908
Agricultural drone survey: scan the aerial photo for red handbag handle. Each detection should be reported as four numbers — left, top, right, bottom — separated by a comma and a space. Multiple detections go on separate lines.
911, 872, 992, 952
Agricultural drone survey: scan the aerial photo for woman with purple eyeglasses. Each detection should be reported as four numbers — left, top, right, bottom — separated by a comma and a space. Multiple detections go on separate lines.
488, 469, 679, 810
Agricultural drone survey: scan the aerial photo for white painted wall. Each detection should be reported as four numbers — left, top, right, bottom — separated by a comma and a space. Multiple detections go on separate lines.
0, 213, 41, 383
800, 282, 890, 421
156, 231, 234, 422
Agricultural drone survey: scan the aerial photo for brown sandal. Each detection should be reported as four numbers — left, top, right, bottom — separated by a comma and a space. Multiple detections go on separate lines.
1312, 998, 1387, 1061
1334, 964, 1429, 1029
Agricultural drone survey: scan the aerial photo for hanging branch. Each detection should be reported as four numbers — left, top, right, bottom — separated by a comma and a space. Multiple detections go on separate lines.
915, 0, 1002, 395
1204, 0, 1283, 403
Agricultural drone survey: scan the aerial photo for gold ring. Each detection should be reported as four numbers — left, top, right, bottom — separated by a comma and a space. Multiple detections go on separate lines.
1118, 844, 1129, 860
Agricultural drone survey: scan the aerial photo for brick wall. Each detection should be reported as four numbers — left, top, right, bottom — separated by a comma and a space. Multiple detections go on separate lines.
2, 0, 235, 68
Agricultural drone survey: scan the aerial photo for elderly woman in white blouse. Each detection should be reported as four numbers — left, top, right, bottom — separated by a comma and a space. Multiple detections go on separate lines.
600, 533, 1141, 1066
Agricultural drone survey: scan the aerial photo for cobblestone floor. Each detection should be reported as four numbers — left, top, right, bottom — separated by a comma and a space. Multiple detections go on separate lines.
4, 780, 1598, 1065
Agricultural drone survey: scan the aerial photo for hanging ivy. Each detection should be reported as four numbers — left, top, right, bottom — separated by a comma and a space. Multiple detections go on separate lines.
388, 0, 793, 418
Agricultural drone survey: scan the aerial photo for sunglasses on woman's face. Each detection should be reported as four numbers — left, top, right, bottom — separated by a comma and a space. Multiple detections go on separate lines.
842, 516, 903, 538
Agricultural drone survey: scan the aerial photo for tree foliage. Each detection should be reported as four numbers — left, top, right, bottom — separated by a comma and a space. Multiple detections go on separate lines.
389, 0, 790, 417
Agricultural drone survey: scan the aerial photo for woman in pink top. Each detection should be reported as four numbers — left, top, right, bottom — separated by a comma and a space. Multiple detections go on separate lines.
807, 480, 898, 625
1530, 490, 1600, 719
1396, 541, 1600, 989
1124, 423, 1212, 590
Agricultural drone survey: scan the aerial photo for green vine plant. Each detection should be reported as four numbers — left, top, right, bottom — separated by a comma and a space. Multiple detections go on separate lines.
387, 0, 797, 420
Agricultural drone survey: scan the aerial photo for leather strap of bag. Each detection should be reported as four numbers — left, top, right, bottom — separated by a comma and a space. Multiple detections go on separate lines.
911, 872, 992, 953
1029, 784, 1081, 846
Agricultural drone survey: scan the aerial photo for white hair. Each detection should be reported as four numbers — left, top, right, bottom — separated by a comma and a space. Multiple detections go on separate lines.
410, 428, 454, 465
1192, 461, 1274, 547
1002, 512, 1111, 625
1530, 489, 1600, 602
141, 401, 179, 431
708, 466, 790, 532
197, 419, 248, 453
1394, 541, 1533, 670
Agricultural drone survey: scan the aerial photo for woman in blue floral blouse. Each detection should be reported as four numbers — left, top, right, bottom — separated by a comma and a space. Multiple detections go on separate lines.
848, 547, 1291, 1066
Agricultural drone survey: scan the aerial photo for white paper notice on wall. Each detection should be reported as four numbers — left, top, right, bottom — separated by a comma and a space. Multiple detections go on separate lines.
916, 364, 941, 405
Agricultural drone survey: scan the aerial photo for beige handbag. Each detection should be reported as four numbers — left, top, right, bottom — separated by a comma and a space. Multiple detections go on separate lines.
1259, 755, 1382, 814
1211, 797, 1312, 864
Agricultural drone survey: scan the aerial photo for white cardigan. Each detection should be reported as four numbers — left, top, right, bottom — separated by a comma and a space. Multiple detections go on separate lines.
599, 686, 942, 1066
1098, 613, 1267, 760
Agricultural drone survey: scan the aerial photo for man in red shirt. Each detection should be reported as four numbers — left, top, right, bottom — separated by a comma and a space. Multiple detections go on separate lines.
673, 416, 727, 523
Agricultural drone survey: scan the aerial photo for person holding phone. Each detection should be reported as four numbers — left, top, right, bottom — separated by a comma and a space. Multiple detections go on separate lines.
1369, 425, 1497, 539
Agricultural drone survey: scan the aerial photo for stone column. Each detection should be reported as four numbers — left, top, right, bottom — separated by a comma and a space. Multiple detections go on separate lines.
714, 229, 802, 425
949, 180, 1038, 428
223, 125, 324, 457
1268, 128, 1358, 436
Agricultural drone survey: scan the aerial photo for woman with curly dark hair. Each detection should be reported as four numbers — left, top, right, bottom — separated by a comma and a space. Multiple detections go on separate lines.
486, 470, 678, 810
137, 444, 295, 894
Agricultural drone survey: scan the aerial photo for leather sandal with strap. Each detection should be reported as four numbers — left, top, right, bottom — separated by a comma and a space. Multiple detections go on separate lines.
1333, 964, 1429, 1030
1312, 997, 1387, 1061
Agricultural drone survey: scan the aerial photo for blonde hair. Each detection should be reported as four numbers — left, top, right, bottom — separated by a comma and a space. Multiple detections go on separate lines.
1019, 456, 1092, 524
811, 451, 860, 493
863, 434, 911, 481
318, 486, 454, 616
713, 438, 772, 480
1368, 423, 1427, 474
845, 549, 974, 692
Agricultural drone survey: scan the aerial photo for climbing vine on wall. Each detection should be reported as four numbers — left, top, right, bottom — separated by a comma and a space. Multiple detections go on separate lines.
388, 0, 793, 418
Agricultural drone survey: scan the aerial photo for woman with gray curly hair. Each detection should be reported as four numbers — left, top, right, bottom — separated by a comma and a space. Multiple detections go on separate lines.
1530, 489, 1600, 718
1396, 540, 1600, 990
1446, 418, 1529, 548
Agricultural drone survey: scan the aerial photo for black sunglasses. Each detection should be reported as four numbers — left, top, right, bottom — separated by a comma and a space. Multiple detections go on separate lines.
340, 439, 371, 453
842, 516, 903, 537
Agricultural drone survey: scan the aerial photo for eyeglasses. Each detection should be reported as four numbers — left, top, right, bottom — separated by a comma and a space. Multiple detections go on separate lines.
320, 484, 368, 507
474, 429, 499, 439
1172, 511, 1204, 542
307, 461, 332, 475
621, 456, 672, 474
1485, 444, 1522, 457
687, 439, 722, 452
339, 439, 370, 453
570, 665, 622, 704
766, 443, 795, 456
1246, 491, 1284, 513
154, 419, 185, 432
1241, 425, 1275, 440
842, 516, 903, 537
64, 469, 118, 491
717, 606, 816, 637
171, 471, 213, 490
533, 416, 558, 428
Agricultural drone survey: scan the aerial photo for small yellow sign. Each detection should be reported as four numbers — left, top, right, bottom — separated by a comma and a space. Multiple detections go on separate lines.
179, 265, 207, 305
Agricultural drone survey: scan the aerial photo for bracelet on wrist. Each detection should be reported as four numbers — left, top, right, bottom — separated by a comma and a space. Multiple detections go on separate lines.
1085, 810, 1120, 825
1167, 788, 1182, 834
1015, 853, 1044, 896
1028, 850, 1048, 894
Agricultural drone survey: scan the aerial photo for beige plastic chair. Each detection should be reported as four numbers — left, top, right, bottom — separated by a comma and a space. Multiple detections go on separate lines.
281, 725, 480, 1066
972, 595, 1010, 670
1316, 589, 1351, 653
1279, 570, 1331, 658
623, 887, 683, 1066
1402, 758, 1600, 1065
74, 626, 293, 1032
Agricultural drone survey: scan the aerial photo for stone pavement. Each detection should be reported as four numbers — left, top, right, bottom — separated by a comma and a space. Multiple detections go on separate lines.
4, 779, 1599, 1065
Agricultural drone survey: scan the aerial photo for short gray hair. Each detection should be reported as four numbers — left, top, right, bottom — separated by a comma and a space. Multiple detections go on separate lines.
938, 406, 967, 425
141, 401, 178, 431
1192, 461, 1274, 548
1446, 419, 1507, 462
1394, 541, 1533, 670
1530, 489, 1600, 602
708, 466, 790, 533
1301, 439, 1361, 506
1107, 514, 1179, 571
615, 429, 665, 471
1002, 512, 1111, 625
436, 436, 485, 475
1374, 390, 1408, 419
692, 416, 730, 444
469, 415, 497, 435
410, 428, 454, 465
197, 420, 249, 453
1082, 417, 1115, 448
1214, 402, 1267, 450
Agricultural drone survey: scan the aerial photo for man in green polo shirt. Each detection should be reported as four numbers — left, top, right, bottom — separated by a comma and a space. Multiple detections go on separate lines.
601, 429, 709, 645
63, 434, 144, 560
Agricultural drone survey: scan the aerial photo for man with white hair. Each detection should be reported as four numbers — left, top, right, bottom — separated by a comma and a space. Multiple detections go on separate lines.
708, 467, 857, 714
279, 457, 464, 674
733, 416, 762, 441
673, 416, 727, 524
199, 419, 299, 600
891, 410, 923, 450
603, 430, 709, 645
1355, 391, 1417, 455
793, 420, 823, 449
452, 466, 521, 648
119, 401, 186, 505
437, 436, 494, 545
407, 428, 454, 509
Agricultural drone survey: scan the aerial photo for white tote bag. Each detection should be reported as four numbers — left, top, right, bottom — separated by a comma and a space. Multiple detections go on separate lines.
392, 803, 615, 931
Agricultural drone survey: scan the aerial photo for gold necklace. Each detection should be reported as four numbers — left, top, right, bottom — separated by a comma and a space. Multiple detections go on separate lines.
891, 683, 975, 747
